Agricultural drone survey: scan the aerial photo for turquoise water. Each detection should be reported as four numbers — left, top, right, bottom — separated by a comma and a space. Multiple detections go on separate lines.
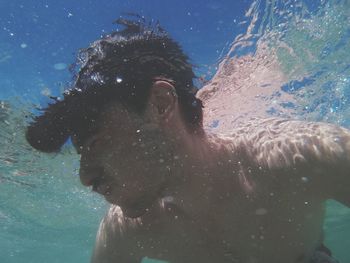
1, 0, 350, 262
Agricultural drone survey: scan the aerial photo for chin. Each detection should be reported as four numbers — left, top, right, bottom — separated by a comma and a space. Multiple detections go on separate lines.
105, 195, 151, 218
122, 206, 148, 218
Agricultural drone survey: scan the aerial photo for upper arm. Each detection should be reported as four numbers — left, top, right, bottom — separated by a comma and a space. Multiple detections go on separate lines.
318, 125, 350, 207
253, 119, 350, 206
306, 123, 350, 207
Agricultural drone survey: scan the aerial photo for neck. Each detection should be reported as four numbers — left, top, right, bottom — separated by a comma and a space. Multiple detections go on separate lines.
160, 127, 230, 219
165, 124, 222, 164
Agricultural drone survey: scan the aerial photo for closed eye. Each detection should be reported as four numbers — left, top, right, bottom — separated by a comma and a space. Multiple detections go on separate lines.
85, 135, 101, 150
72, 132, 103, 154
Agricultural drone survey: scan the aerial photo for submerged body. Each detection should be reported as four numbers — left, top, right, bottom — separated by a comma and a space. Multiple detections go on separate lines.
91, 117, 349, 263
25, 19, 348, 263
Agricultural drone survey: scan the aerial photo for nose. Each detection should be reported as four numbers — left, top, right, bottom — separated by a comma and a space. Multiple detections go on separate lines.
78, 133, 105, 187
79, 164, 105, 187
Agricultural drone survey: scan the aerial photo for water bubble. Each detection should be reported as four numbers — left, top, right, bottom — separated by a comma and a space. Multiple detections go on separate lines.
255, 208, 268, 215
301, 176, 309, 183
91, 72, 105, 84
54, 63, 67, 70
20, 43, 27, 48
41, 87, 51, 96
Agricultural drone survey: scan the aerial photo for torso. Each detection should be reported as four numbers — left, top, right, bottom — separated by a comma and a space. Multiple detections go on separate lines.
95, 172, 325, 263
94, 118, 329, 263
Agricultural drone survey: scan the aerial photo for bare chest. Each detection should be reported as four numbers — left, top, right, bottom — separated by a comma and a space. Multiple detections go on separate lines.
131, 188, 325, 263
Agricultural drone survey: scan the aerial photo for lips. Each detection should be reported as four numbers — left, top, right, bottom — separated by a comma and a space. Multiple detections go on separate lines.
89, 175, 117, 196
80, 166, 105, 187
92, 181, 112, 196
121, 201, 149, 218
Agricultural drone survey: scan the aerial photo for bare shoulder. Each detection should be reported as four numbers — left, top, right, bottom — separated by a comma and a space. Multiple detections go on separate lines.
222, 117, 350, 169
216, 118, 350, 205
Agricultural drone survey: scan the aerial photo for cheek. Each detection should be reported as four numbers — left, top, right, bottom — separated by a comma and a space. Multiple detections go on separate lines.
117, 173, 164, 201
99, 136, 169, 187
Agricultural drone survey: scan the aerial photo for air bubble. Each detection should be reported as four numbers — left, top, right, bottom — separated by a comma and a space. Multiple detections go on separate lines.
54, 63, 67, 70
301, 177, 309, 183
255, 208, 268, 215
116, 76, 123, 83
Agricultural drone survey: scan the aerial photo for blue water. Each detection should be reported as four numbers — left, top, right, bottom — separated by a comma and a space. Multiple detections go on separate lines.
0, 0, 251, 101
0, 0, 350, 262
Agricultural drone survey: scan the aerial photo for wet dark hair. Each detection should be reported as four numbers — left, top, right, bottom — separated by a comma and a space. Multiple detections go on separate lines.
26, 17, 204, 153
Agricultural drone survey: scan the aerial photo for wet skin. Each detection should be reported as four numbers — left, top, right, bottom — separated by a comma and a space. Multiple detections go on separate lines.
77, 81, 350, 263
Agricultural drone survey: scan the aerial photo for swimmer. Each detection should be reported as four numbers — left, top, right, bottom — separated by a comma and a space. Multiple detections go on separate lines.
25, 18, 347, 263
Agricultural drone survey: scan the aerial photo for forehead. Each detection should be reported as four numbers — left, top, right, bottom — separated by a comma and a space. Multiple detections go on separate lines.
72, 102, 142, 149
98, 102, 141, 127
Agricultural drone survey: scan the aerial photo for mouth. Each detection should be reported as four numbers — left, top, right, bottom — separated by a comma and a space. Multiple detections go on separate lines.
91, 178, 114, 196
121, 201, 149, 218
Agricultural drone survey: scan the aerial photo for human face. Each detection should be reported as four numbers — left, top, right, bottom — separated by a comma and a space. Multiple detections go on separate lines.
78, 103, 172, 218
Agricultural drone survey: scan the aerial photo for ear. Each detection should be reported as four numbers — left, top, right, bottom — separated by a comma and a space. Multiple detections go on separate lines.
148, 80, 178, 121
